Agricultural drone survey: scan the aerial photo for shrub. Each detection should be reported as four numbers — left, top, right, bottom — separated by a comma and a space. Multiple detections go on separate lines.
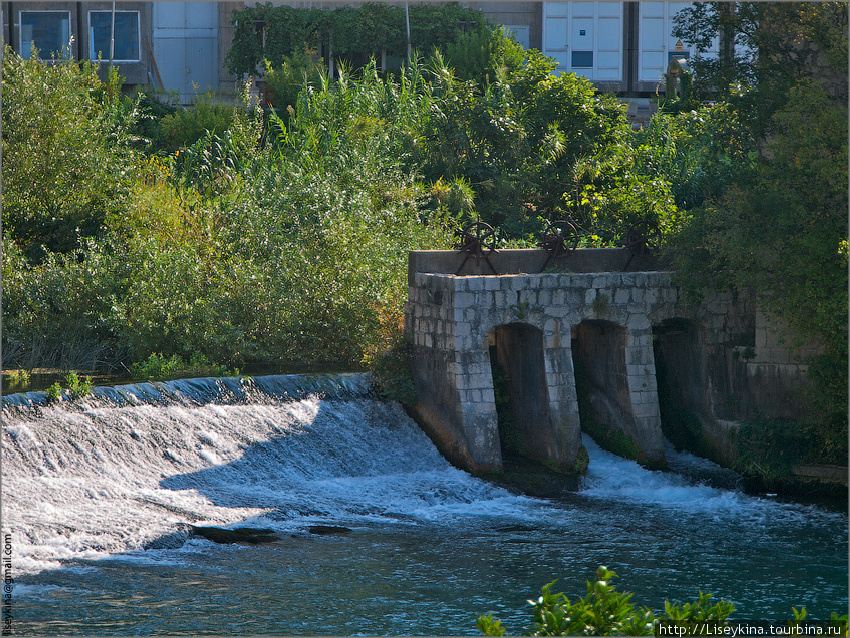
131, 352, 236, 381
156, 93, 235, 153
477, 567, 846, 636
1, 45, 136, 258
64, 371, 94, 399
263, 52, 324, 117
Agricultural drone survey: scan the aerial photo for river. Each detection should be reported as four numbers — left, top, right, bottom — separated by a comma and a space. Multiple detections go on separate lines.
2, 374, 846, 635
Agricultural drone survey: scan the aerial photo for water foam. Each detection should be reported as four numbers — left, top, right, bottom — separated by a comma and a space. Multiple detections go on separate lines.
3, 375, 843, 576
3, 376, 520, 574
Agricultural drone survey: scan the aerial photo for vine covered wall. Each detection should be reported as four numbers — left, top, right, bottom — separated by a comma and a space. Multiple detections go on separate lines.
225, 2, 489, 77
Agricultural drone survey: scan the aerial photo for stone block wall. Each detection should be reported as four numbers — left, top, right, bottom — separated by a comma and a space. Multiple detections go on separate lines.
405, 266, 685, 472
404, 250, 816, 475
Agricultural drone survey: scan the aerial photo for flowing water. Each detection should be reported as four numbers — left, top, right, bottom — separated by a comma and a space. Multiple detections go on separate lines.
2, 374, 847, 635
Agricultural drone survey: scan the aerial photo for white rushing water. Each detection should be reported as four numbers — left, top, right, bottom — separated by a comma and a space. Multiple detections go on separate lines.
2, 378, 525, 575
2, 374, 847, 634
3, 374, 843, 579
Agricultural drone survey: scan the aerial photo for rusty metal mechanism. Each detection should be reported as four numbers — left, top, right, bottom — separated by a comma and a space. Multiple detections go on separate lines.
623, 218, 660, 257
453, 221, 498, 275
537, 220, 579, 272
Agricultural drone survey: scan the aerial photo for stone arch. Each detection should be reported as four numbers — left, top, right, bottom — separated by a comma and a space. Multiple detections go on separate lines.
571, 319, 665, 467
652, 318, 723, 461
488, 323, 559, 467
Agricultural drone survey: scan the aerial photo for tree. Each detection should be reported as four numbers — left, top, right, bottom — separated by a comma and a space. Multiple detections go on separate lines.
669, 2, 848, 443
421, 46, 677, 244
673, 2, 848, 138
1, 47, 136, 259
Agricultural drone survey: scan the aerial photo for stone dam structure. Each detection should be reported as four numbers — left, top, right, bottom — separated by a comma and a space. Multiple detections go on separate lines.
403, 248, 820, 476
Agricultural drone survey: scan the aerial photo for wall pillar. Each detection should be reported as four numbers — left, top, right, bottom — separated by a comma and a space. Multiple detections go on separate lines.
543, 345, 584, 468
623, 325, 665, 466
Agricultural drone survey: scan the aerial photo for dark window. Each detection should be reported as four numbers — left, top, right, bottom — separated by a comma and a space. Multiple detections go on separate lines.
90, 11, 140, 62
571, 51, 593, 68
20, 11, 71, 59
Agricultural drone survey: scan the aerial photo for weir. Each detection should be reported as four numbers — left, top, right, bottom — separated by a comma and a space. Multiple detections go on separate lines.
404, 248, 758, 474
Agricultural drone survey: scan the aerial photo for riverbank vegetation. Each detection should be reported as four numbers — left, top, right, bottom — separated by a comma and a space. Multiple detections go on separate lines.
475, 566, 848, 636
2, 3, 846, 467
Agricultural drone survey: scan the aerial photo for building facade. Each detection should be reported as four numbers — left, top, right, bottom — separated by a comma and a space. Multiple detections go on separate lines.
1, 1, 241, 100
1, 2, 730, 101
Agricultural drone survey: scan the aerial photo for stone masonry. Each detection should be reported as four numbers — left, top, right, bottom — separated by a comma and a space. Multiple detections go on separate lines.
403, 249, 763, 475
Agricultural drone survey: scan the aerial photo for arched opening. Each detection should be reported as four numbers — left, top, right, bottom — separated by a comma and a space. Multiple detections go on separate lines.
652, 318, 713, 455
488, 323, 553, 469
571, 320, 643, 461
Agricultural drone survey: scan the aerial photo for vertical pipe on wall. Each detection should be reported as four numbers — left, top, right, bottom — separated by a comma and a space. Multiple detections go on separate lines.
76, 1, 83, 62
8, 2, 14, 54
405, 1, 411, 61
109, 0, 115, 66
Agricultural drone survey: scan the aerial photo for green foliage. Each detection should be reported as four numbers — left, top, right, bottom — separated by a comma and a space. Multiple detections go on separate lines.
669, 4, 848, 449
263, 53, 324, 116
661, 592, 735, 634
733, 414, 847, 479
525, 569, 657, 636
131, 353, 236, 381
420, 47, 676, 245
477, 567, 733, 636
672, 80, 848, 440
156, 93, 236, 154
6, 370, 31, 390
368, 339, 418, 406
44, 372, 94, 403
476, 614, 506, 636
634, 104, 756, 212
790, 607, 849, 638
443, 26, 526, 85
46, 382, 63, 403
1, 236, 121, 372
477, 567, 850, 637
226, 2, 490, 78
64, 371, 94, 399
226, 3, 318, 78
673, 3, 848, 135
1, 45, 136, 258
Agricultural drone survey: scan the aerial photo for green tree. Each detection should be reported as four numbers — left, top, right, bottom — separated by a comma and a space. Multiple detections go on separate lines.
673, 2, 848, 137
422, 48, 677, 244
669, 2, 848, 450
1, 46, 136, 258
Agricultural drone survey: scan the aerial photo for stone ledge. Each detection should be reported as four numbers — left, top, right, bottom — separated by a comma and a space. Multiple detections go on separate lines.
792, 465, 849, 485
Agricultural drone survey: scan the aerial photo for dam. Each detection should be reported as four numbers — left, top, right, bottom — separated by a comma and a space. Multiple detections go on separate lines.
404, 247, 805, 474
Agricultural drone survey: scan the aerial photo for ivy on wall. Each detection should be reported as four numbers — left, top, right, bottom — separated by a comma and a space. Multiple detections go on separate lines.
225, 2, 489, 77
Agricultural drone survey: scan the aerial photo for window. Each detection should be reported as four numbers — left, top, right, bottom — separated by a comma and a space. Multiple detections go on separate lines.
571, 51, 594, 68
668, 50, 691, 64
89, 11, 140, 62
20, 11, 71, 59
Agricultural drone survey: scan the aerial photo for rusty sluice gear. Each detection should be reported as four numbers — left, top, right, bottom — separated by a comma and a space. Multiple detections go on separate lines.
453, 221, 499, 275
536, 220, 580, 272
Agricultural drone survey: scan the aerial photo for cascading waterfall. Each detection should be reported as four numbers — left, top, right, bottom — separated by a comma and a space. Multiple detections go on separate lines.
2, 374, 847, 635
3, 374, 535, 574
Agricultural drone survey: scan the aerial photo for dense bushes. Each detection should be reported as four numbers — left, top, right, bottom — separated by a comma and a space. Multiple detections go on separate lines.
1, 52, 135, 258
666, 3, 848, 456
1, 48, 451, 374
2, 2, 846, 459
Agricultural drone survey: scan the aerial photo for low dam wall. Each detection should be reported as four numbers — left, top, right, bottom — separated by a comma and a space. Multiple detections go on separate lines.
403, 248, 786, 475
